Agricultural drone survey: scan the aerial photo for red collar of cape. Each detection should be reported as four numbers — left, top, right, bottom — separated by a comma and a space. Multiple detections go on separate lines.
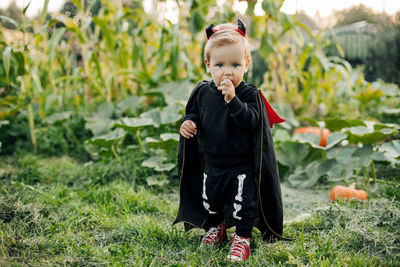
259, 91, 285, 128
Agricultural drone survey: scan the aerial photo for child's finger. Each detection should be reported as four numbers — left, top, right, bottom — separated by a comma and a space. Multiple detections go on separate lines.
182, 124, 196, 136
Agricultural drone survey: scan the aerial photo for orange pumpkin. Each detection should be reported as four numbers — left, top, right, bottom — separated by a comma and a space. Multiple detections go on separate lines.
293, 127, 331, 146
330, 185, 368, 201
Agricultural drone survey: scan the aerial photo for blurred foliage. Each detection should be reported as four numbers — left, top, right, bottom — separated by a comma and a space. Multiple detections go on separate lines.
332, 4, 391, 27
0, 0, 399, 188
326, 5, 400, 84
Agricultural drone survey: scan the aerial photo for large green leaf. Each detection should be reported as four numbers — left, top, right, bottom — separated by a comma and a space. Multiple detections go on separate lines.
288, 159, 336, 188
140, 105, 182, 128
293, 132, 347, 150
141, 156, 175, 172
44, 111, 71, 124
344, 125, 397, 145
146, 175, 169, 187
325, 118, 366, 131
379, 140, 400, 162
87, 128, 126, 148
117, 96, 145, 115
114, 117, 153, 132
85, 118, 115, 136
148, 80, 194, 106
160, 133, 179, 142
351, 145, 374, 168
276, 141, 309, 168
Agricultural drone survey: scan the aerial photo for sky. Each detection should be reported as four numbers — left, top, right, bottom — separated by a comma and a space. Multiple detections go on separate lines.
1, 0, 399, 19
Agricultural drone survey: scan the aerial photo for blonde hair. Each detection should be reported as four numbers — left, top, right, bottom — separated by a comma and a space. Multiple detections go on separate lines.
204, 23, 251, 63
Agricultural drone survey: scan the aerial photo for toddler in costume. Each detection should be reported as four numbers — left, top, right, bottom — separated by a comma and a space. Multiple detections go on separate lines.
173, 19, 285, 262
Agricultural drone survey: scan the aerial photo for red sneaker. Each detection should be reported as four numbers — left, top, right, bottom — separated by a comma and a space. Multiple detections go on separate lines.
227, 233, 250, 262
201, 222, 227, 246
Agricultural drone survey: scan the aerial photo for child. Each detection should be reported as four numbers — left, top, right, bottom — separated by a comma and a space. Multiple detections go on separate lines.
173, 19, 285, 262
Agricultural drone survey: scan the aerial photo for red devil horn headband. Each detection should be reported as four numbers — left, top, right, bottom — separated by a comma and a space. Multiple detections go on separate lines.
206, 18, 246, 40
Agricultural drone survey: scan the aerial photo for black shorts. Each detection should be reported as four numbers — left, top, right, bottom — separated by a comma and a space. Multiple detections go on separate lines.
201, 164, 259, 221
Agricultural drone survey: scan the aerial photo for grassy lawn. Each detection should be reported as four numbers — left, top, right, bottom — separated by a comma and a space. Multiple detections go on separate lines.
1, 154, 399, 266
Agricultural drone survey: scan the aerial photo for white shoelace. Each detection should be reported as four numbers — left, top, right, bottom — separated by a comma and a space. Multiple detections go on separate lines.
230, 235, 249, 258
202, 226, 219, 243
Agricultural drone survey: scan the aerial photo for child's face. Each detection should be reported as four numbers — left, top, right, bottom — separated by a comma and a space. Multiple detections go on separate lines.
204, 42, 250, 88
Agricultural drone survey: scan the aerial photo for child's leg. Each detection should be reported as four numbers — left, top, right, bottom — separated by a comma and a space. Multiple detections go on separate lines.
201, 170, 228, 245
229, 168, 258, 238
201, 171, 225, 228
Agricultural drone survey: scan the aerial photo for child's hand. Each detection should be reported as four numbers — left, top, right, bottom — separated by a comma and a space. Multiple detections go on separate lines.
180, 120, 197, 139
218, 79, 235, 103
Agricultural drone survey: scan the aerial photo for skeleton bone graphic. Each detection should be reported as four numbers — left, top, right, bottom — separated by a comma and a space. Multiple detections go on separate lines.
203, 201, 217, 214
233, 203, 242, 220
235, 174, 246, 202
202, 173, 208, 200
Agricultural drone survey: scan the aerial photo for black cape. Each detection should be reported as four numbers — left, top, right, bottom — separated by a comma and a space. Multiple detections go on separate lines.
173, 81, 284, 241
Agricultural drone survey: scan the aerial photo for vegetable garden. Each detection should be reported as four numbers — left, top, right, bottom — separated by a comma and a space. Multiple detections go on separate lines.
1, 0, 399, 265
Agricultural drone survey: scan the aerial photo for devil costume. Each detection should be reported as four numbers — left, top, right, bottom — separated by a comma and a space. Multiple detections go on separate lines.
173, 80, 285, 241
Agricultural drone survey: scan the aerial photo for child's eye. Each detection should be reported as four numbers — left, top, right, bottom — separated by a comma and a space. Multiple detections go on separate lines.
216, 64, 223, 67
233, 64, 239, 68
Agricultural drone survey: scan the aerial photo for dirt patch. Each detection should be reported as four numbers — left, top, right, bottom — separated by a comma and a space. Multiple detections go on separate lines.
281, 183, 330, 222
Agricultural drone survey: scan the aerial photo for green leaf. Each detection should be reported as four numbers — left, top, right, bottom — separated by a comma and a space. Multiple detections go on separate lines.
293, 132, 347, 150
48, 28, 66, 65
354, 87, 384, 104
276, 141, 309, 168
12, 50, 26, 74
93, 102, 114, 119
325, 132, 348, 150
148, 80, 194, 106
87, 128, 126, 148
40, 0, 50, 24
160, 133, 179, 142
141, 156, 175, 172
351, 145, 374, 168
288, 159, 335, 188
379, 140, 400, 161
273, 129, 291, 143
23, 1, 32, 15
325, 118, 366, 131
0, 15, 19, 29
3, 47, 11, 81
146, 175, 169, 187
117, 96, 145, 114
293, 133, 320, 148
140, 105, 182, 128
344, 126, 397, 145
114, 117, 153, 132
44, 111, 71, 124
85, 118, 115, 136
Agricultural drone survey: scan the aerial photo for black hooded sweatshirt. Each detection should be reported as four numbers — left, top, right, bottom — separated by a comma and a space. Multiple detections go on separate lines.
184, 80, 259, 167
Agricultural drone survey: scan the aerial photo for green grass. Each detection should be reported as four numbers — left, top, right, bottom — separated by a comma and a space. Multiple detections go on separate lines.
1, 154, 399, 266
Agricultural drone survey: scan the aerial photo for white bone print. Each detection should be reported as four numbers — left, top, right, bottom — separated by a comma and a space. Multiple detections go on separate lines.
202, 173, 216, 214
202, 173, 208, 200
235, 174, 246, 202
203, 201, 217, 214
233, 203, 242, 220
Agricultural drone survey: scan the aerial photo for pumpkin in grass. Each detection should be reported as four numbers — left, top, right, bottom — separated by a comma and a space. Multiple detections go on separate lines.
330, 185, 368, 201
293, 127, 331, 146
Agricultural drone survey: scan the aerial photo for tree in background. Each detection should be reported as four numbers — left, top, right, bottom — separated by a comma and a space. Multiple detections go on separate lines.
329, 5, 400, 84
332, 4, 390, 27
365, 12, 400, 84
